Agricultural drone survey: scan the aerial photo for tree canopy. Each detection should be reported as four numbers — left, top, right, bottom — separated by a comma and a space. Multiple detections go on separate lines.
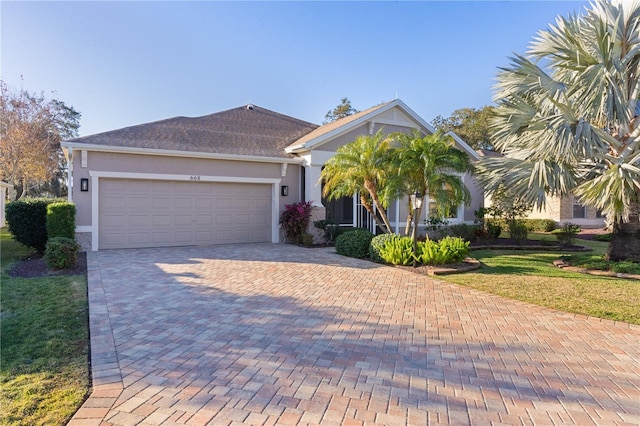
0, 82, 80, 199
477, 0, 639, 261
324, 97, 359, 124
431, 106, 495, 151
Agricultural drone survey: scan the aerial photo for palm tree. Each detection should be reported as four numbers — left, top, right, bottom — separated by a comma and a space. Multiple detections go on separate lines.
390, 131, 473, 237
477, 0, 640, 261
321, 130, 395, 233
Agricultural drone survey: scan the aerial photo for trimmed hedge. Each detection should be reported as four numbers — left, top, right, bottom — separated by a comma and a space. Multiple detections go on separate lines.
47, 202, 76, 239
335, 229, 374, 259
492, 218, 557, 232
5, 198, 55, 253
45, 237, 80, 270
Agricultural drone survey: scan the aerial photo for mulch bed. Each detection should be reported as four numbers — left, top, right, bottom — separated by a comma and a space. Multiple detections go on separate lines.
8, 252, 88, 278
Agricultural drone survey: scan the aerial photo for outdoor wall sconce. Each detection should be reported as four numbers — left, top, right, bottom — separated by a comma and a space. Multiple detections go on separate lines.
281, 185, 289, 196
80, 178, 89, 192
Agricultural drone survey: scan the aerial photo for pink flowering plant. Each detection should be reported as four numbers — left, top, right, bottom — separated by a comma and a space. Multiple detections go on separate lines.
279, 200, 314, 244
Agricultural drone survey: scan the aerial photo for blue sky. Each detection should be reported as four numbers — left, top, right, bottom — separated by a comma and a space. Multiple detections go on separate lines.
2, 1, 589, 137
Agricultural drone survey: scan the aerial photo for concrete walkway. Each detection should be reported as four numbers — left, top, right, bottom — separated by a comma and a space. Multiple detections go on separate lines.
69, 244, 639, 425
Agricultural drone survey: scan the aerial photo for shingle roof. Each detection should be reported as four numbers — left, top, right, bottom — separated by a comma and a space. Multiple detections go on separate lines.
285, 101, 393, 151
65, 105, 319, 159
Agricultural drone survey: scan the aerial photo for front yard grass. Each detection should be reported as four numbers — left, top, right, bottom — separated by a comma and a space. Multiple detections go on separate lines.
440, 236, 640, 325
0, 228, 89, 425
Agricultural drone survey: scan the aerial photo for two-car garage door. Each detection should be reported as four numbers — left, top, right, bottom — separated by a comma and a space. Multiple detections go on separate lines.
99, 179, 272, 249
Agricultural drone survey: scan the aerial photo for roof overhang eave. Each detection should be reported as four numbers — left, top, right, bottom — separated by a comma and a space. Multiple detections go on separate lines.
60, 142, 304, 164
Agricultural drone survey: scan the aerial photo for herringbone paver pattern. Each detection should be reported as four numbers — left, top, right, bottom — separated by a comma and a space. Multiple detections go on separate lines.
69, 244, 639, 425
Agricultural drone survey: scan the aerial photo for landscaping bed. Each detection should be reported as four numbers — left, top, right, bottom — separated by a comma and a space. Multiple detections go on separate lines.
9, 251, 87, 278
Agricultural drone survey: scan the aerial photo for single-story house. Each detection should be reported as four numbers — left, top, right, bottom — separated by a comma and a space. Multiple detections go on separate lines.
0, 181, 13, 227
477, 150, 607, 229
61, 99, 483, 251
523, 195, 606, 228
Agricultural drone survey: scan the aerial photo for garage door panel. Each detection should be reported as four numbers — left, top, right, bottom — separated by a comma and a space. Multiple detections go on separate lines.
102, 196, 126, 211
216, 214, 232, 225
152, 198, 172, 209
235, 214, 251, 225
102, 214, 125, 227
129, 215, 150, 226
99, 179, 272, 249
195, 198, 213, 209
129, 197, 151, 209
216, 198, 233, 209
152, 215, 172, 226
235, 199, 252, 210
128, 232, 151, 244
175, 231, 193, 242
195, 215, 212, 225
253, 213, 269, 225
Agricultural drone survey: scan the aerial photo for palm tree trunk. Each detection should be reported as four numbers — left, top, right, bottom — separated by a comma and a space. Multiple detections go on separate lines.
404, 198, 413, 236
606, 206, 640, 262
359, 194, 391, 234
411, 204, 424, 241
363, 180, 393, 233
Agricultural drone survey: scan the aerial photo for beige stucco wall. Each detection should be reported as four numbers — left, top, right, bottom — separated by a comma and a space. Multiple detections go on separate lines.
70, 150, 301, 227
486, 193, 606, 228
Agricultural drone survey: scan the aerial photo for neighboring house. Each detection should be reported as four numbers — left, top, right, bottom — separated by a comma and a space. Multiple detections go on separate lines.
477, 150, 606, 228
61, 99, 483, 251
0, 181, 13, 227
524, 195, 606, 228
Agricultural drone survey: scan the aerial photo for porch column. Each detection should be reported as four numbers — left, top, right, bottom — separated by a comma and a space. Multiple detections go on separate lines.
302, 161, 323, 208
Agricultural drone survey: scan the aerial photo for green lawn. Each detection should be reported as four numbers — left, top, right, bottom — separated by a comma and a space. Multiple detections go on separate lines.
0, 228, 89, 425
441, 234, 640, 325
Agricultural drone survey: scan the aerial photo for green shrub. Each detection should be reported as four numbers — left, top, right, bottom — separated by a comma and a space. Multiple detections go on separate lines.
612, 261, 640, 275
314, 219, 350, 244
551, 223, 581, 246
509, 221, 528, 242
491, 218, 557, 232
44, 237, 80, 270
46, 202, 76, 239
447, 224, 478, 242
437, 236, 471, 262
5, 198, 55, 253
594, 233, 613, 242
369, 233, 400, 263
335, 229, 374, 258
487, 221, 502, 238
376, 236, 470, 266
417, 236, 470, 265
377, 236, 414, 265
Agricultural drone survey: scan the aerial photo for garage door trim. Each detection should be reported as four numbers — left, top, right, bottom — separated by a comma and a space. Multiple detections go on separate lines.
88, 171, 281, 251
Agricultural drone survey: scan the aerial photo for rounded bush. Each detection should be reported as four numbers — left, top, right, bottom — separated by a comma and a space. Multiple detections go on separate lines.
335, 229, 374, 259
44, 237, 80, 270
369, 233, 400, 263
509, 221, 528, 242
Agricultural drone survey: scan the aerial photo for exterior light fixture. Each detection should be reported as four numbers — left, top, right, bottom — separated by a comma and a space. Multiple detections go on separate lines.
80, 178, 89, 192
281, 185, 289, 196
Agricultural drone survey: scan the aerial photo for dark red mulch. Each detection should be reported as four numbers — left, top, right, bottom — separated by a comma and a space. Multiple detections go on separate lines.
8, 252, 87, 278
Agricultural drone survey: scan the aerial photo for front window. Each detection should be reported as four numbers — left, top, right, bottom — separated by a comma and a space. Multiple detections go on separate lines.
573, 201, 586, 219
427, 197, 463, 222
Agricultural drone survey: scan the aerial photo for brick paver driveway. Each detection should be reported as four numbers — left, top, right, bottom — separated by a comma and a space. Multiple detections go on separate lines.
70, 244, 639, 425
